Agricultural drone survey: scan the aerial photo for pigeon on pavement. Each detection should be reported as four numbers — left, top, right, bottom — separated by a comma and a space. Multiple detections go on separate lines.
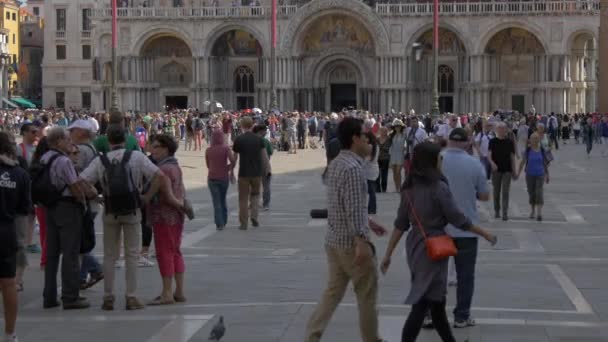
208, 316, 225, 341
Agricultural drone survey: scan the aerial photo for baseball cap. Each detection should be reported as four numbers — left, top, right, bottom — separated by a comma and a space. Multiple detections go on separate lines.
448, 127, 468, 142
68, 119, 93, 132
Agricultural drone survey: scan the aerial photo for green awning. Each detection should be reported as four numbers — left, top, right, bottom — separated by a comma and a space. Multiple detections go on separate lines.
11, 97, 36, 108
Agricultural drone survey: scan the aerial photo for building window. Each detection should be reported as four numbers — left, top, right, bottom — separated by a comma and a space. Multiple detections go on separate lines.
82, 45, 91, 60
81, 92, 91, 108
5, 12, 9, 20
234, 66, 255, 93
12, 34, 15, 44
56, 45, 66, 60
33, 7, 39, 16
82, 9, 91, 31
11, 13, 15, 21
56, 8, 66, 31
56, 91, 65, 108
12, 54, 16, 64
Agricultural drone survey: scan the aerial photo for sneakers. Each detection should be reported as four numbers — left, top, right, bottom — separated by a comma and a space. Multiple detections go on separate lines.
251, 219, 259, 227
239, 223, 248, 231
502, 214, 509, 221
126, 296, 145, 310
454, 318, 476, 328
82, 272, 104, 290
138, 256, 156, 268
63, 298, 91, 310
115, 259, 125, 268
26, 244, 41, 253
216, 225, 224, 231
262, 206, 270, 212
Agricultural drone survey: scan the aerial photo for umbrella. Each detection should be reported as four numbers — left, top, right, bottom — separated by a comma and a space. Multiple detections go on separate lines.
216, 102, 223, 108
203, 100, 211, 106
252, 107, 262, 114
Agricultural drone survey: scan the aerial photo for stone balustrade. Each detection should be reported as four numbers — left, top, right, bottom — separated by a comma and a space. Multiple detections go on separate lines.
90, 0, 599, 19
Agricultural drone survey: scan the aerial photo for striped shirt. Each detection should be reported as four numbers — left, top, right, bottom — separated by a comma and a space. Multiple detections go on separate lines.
325, 150, 370, 249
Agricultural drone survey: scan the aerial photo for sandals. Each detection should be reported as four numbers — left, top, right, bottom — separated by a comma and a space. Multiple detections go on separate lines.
148, 296, 175, 306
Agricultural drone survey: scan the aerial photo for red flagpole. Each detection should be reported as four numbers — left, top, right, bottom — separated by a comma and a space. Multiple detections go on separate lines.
271, 0, 277, 48
112, 0, 117, 49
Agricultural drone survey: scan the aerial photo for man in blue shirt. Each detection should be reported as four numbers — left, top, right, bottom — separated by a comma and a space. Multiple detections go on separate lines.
441, 128, 490, 328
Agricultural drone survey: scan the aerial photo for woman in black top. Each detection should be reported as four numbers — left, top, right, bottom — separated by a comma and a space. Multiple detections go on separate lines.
376, 127, 391, 193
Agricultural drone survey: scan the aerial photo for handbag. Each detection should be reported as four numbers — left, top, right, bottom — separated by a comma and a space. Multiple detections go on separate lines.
404, 191, 457, 261
80, 204, 97, 254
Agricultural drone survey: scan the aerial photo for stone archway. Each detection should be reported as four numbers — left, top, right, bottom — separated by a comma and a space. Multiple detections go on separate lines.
141, 34, 193, 110
313, 58, 363, 112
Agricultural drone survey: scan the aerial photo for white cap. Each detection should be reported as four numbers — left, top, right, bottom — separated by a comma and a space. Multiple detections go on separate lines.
68, 119, 94, 132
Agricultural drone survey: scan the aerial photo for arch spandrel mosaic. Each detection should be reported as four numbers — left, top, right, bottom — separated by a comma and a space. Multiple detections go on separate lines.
211, 30, 263, 57
141, 36, 192, 57
301, 15, 374, 55
485, 28, 545, 55
417, 28, 465, 55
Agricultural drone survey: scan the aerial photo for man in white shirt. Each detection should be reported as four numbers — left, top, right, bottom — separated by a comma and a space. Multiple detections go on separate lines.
436, 114, 458, 145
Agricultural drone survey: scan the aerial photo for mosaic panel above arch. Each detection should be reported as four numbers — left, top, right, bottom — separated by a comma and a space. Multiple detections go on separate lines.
485, 28, 545, 55
416, 28, 466, 55
210, 30, 263, 57
141, 36, 192, 57
300, 15, 374, 55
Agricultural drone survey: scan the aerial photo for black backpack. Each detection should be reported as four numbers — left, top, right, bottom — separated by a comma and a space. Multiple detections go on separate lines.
30, 152, 66, 207
193, 118, 203, 131
99, 150, 141, 216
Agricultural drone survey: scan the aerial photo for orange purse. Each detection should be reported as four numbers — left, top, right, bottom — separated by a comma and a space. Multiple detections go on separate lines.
405, 192, 458, 261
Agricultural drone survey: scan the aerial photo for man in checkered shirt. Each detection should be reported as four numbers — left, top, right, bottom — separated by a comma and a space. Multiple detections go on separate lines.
305, 117, 384, 342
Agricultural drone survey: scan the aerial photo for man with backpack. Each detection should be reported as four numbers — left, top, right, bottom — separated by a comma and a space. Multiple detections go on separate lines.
38, 127, 96, 310
68, 120, 104, 290
80, 124, 187, 311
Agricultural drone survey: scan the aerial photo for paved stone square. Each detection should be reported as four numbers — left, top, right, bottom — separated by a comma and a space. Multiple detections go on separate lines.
11, 141, 608, 341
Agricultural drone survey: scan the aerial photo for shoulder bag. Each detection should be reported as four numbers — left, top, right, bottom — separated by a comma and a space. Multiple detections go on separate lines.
405, 191, 458, 261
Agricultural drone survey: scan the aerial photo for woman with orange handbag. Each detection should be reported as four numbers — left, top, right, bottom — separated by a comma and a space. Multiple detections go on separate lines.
380, 142, 496, 342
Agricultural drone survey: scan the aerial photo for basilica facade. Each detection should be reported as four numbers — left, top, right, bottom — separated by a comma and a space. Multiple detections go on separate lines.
42, 0, 600, 114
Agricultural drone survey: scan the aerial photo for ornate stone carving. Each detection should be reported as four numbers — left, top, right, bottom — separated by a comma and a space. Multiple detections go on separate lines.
119, 26, 131, 50
280, 0, 389, 55
485, 28, 544, 55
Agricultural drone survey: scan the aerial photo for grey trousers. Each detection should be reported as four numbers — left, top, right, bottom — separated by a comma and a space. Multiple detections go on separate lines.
43, 201, 83, 303
491, 172, 511, 216
262, 174, 271, 208
525, 175, 544, 205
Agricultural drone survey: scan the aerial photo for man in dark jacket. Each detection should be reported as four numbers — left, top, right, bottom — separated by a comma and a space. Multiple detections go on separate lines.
0, 131, 32, 342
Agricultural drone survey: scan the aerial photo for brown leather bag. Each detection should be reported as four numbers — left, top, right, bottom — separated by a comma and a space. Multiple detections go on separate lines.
405, 191, 458, 261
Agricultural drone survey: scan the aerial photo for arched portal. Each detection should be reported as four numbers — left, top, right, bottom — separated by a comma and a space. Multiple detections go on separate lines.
208, 29, 262, 110
484, 27, 546, 114
298, 14, 375, 56
141, 34, 193, 109
314, 58, 362, 112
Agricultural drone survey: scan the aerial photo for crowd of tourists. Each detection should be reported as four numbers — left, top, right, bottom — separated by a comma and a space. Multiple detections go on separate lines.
0, 105, 607, 342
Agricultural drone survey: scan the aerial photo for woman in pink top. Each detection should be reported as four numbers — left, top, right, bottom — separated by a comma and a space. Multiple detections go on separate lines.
205, 130, 236, 230
148, 134, 187, 305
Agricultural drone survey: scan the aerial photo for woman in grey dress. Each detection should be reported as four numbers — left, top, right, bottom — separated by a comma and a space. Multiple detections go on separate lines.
381, 142, 496, 342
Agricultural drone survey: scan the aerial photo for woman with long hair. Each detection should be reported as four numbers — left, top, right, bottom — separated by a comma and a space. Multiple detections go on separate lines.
376, 127, 391, 193
388, 119, 407, 192
205, 130, 236, 230
365, 131, 379, 215
381, 142, 496, 342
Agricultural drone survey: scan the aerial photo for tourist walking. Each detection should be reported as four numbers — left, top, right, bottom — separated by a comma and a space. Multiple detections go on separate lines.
518, 133, 550, 221
0, 131, 32, 342
254, 125, 273, 211
441, 129, 491, 328
600, 116, 608, 157
206, 130, 236, 230
305, 117, 384, 342
365, 131, 379, 216
232, 117, 266, 230
488, 122, 518, 221
147, 135, 187, 306
381, 141, 496, 342
583, 118, 594, 157
376, 127, 391, 193
388, 119, 407, 192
